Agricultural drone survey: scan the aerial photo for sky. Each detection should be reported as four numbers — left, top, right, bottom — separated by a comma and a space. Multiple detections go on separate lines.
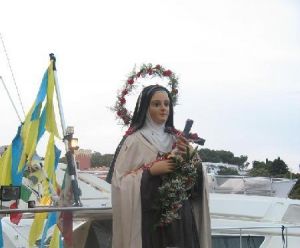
0, 0, 299, 172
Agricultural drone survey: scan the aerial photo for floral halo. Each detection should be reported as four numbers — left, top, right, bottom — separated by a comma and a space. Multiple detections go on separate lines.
112, 63, 179, 126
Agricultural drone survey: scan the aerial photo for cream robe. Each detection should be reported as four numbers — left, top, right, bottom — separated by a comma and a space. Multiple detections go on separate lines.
111, 131, 211, 248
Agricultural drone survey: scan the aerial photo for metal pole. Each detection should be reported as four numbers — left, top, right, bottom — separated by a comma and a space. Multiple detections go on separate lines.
49, 53, 81, 206
212, 225, 300, 231
243, 176, 246, 195
270, 177, 274, 196
49, 53, 81, 248
239, 228, 242, 248
49, 54, 66, 135
0, 206, 111, 214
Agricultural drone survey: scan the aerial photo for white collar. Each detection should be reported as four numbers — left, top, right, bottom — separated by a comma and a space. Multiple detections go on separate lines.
139, 112, 174, 153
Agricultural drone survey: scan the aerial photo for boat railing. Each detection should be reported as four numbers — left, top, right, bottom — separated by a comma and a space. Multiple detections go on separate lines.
212, 225, 300, 248
0, 206, 112, 215
1, 207, 299, 248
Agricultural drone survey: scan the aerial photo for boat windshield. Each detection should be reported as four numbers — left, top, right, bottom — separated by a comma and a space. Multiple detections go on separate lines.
207, 175, 297, 197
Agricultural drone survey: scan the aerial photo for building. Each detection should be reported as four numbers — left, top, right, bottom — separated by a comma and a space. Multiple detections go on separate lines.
75, 149, 93, 170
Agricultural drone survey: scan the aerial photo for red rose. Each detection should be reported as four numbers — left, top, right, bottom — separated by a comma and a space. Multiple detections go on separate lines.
127, 78, 134, 85
120, 97, 126, 105
117, 110, 122, 116
155, 64, 161, 70
170, 127, 181, 136
125, 127, 134, 136
163, 70, 172, 77
148, 69, 153, 75
124, 117, 130, 125
122, 89, 128, 96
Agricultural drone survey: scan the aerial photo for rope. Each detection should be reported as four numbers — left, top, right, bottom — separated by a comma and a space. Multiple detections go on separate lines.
0, 76, 22, 123
0, 32, 25, 118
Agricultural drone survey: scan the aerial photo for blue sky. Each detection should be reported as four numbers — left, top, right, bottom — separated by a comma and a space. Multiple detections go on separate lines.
0, 0, 299, 171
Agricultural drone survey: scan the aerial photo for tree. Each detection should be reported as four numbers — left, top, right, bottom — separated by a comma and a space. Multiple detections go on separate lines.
248, 158, 290, 178
270, 157, 289, 177
90, 152, 114, 167
198, 148, 248, 169
90, 152, 102, 167
218, 150, 234, 164
217, 166, 239, 175
248, 160, 271, 177
232, 155, 248, 168
199, 148, 220, 163
98, 154, 114, 167
289, 175, 300, 199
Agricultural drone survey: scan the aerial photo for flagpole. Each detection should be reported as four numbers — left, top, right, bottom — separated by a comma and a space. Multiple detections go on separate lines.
50, 53, 82, 248
49, 53, 81, 206
49, 54, 67, 135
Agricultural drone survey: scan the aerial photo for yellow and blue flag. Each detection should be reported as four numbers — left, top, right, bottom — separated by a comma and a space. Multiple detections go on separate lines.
0, 59, 64, 247
0, 60, 61, 188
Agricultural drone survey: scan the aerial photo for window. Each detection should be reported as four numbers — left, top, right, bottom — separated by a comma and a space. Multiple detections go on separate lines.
212, 235, 265, 248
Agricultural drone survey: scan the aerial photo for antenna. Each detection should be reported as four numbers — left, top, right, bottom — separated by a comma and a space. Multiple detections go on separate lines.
0, 32, 25, 118
0, 76, 22, 123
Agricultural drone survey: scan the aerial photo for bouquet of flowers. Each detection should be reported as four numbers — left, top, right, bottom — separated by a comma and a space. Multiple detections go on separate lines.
156, 146, 200, 226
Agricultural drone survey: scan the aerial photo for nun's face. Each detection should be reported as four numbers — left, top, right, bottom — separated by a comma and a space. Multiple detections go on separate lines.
149, 91, 170, 124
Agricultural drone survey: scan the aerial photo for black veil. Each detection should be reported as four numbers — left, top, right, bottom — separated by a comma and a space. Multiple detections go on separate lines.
106, 85, 174, 183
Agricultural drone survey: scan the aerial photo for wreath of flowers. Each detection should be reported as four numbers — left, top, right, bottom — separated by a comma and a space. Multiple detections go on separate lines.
156, 146, 200, 227
112, 63, 179, 126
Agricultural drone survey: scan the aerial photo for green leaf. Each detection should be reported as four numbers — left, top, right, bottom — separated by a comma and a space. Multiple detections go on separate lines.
185, 146, 190, 162
190, 146, 198, 160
